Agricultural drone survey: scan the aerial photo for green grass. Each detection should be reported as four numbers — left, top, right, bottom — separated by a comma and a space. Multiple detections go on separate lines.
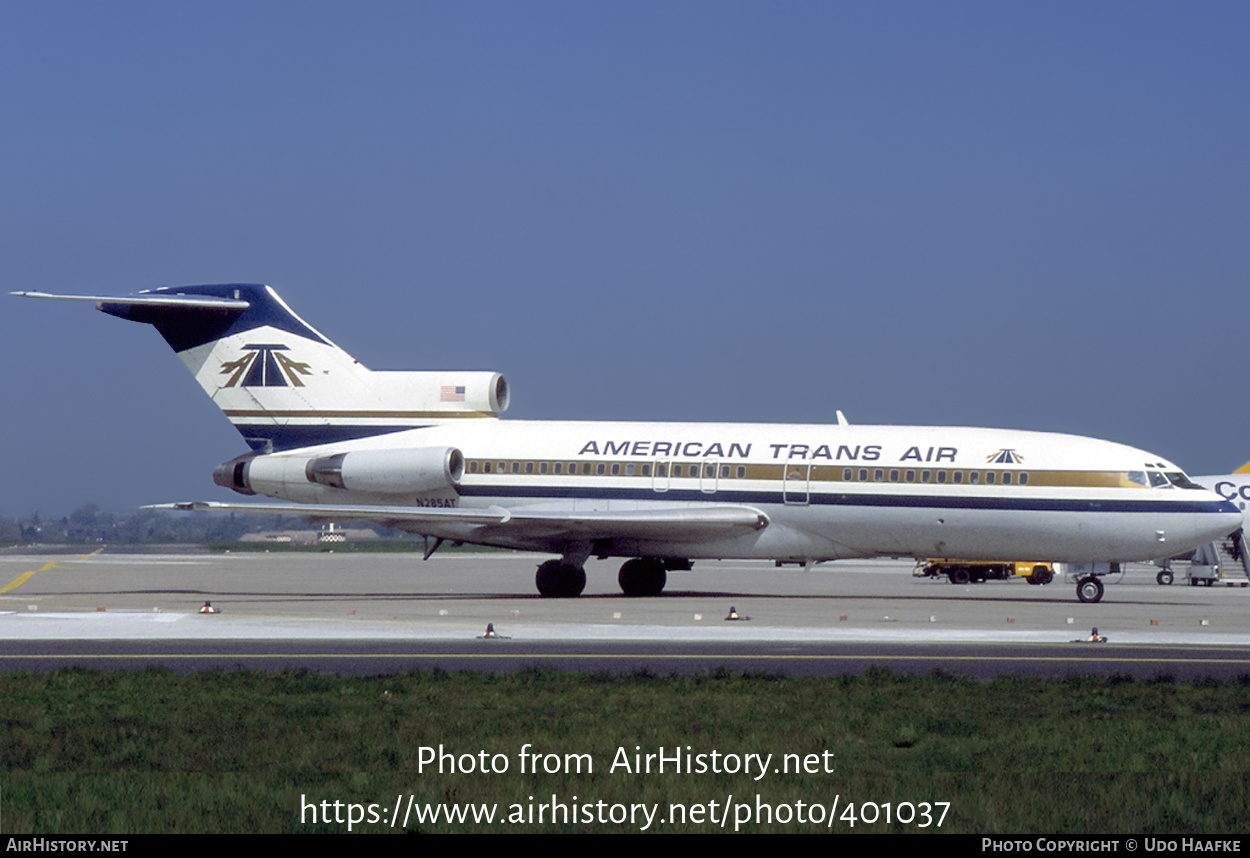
2, 668, 1249, 833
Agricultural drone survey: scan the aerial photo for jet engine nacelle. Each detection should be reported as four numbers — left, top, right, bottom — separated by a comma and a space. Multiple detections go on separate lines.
305, 447, 465, 494
214, 447, 464, 498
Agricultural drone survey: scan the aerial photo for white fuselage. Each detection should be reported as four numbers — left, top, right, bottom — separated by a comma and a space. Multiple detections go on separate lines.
237, 419, 1241, 564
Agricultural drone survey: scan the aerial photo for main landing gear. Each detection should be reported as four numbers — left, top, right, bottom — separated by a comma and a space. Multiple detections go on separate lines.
533, 556, 684, 597
534, 559, 586, 598
618, 558, 667, 597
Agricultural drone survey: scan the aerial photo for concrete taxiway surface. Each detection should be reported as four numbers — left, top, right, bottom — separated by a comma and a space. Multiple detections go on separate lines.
2, 548, 1249, 675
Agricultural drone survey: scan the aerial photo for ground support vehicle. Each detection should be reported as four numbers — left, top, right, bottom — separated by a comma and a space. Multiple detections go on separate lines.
915, 560, 1055, 586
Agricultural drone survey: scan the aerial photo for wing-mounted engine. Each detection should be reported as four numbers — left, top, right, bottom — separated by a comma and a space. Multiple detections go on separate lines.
214, 447, 464, 499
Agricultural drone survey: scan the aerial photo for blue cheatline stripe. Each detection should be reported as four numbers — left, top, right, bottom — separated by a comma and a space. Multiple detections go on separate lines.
456, 483, 1238, 515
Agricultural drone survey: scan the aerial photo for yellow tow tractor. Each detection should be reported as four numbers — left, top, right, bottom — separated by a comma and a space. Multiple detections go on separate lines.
915, 560, 1055, 586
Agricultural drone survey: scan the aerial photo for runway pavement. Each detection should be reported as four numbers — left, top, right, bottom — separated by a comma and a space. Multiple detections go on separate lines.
2, 547, 1249, 676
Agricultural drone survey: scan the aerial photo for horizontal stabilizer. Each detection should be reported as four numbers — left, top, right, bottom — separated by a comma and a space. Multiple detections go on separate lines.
11, 291, 251, 310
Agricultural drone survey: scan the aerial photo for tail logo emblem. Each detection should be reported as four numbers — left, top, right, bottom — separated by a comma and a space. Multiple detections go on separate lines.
987, 449, 1024, 464
220, 344, 312, 388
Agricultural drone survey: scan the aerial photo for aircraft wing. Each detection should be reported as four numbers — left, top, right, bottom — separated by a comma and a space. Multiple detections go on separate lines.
145, 501, 770, 544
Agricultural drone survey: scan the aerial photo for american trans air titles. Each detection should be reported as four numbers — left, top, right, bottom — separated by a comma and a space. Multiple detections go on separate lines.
14, 284, 1242, 604
576, 441, 959, 462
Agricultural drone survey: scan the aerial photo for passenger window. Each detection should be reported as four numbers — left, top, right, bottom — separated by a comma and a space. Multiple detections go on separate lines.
873, 469, 884, 482
1002, 472, 1012, 485
843, 468, 853, 481
985, 472, 995, 484
889, 469, 899, 482
905, 470, 915, 483
937, 471, 947, 484
1019, 473, 1028, 485
525, 462, 534, 474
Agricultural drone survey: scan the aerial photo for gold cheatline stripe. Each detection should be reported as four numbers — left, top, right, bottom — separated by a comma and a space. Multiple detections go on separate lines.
222, 410, 494, 419
0, 549, 101, 594
465, 459, 1139, 490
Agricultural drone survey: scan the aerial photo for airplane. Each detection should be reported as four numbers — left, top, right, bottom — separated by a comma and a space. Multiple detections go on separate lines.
1195, 464, 1250, 513
13, 284, 1242, 603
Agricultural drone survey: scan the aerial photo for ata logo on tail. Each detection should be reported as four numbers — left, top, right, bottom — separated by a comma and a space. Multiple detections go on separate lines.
220, 343, 312, 388
987, 449, 1024, 464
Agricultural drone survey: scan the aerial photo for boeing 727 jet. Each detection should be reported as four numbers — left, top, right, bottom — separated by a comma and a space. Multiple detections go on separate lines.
15, 284, 1241, 603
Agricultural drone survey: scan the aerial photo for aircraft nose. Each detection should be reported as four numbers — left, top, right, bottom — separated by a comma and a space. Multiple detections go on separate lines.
1196, 498, 1244, 544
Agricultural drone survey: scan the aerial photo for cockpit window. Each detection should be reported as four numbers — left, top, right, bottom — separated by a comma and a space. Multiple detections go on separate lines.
1165, 471, 1204, 490
1126, 471, 1147, 487
1148, 471, 1171, 489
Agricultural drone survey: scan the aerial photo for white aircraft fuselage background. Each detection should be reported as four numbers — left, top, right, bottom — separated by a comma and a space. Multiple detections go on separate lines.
229, 417, 1239, 565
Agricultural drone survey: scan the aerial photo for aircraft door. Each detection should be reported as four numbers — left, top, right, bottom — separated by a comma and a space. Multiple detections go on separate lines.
784, 462, 811, 505
700, 459, 719, 494
652, 459, 671, 493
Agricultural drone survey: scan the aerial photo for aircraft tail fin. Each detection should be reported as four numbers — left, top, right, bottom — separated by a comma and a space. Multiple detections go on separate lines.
13, 284, 509, 453
1234, 462, 1250, 475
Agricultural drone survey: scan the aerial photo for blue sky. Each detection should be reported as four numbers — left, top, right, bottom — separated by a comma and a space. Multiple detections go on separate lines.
2, 1, 1247, 515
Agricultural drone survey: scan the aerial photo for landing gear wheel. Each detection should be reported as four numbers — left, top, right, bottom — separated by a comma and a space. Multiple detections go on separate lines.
1077, 576, 1104, 603
1156, 570, 1173, 586
535, 560, 586, 598
618, 558, 667, 597
948, 567, 970, 585
1029, 565, 1054, 585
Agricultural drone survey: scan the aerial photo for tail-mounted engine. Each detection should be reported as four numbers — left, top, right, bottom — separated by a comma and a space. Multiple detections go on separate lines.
214, 447, 464, 498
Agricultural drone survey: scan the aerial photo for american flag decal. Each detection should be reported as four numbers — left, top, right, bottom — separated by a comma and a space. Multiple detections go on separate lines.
441, 385, 467, 402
